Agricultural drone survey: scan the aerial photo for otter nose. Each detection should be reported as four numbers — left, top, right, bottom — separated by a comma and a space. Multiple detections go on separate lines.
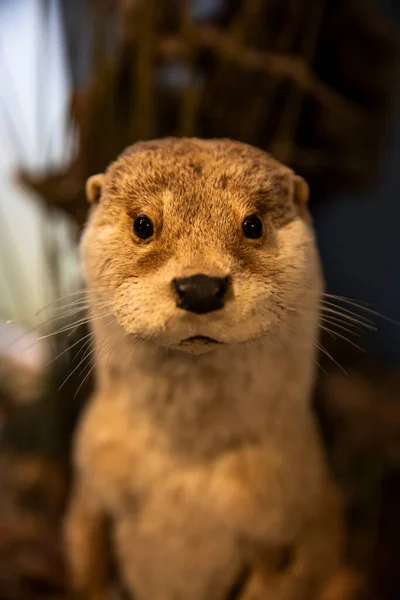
173, 274, 230, 314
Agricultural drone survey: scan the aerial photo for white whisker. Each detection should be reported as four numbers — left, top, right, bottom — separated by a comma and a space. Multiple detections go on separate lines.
315, 341, 348, 376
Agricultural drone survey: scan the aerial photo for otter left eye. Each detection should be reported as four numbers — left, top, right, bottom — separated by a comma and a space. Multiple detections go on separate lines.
242, 214, 263, 239
133, 214, 154, 239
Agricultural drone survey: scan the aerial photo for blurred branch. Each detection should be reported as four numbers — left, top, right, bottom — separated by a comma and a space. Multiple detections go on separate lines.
159, 23, 367, 123
133, 0, 157, 140
269, 0, 326, 163
17, 0, 398, 225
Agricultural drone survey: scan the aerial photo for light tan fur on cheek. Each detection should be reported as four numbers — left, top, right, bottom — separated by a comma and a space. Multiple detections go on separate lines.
114, 276, 176, 339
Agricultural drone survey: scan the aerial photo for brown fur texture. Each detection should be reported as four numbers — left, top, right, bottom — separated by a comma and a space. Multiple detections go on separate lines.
65, 138, 344, 600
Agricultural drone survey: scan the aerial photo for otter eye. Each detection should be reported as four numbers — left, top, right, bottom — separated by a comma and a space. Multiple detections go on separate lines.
242, 214, 263, 239
133, 214, 154, 239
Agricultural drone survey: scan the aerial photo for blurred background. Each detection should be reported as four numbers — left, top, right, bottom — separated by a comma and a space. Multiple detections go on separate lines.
0, 0, 399, 598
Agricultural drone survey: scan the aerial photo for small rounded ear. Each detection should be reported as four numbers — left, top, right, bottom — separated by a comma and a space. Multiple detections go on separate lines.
293, 175, 309, 207
86, 174, 105, 203
293, 175, 310, 220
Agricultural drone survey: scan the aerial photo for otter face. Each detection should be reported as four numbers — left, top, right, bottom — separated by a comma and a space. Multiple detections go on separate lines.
81, 138, 321, 354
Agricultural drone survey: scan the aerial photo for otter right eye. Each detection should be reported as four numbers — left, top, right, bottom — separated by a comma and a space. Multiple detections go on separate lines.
242, 214, 263, 239
133, 214, 154, 239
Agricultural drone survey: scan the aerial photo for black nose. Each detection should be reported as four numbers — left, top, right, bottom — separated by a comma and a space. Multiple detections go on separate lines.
173, 274, 230, 314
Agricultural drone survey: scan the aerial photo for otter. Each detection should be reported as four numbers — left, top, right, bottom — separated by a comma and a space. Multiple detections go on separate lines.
65, 138, 344, 600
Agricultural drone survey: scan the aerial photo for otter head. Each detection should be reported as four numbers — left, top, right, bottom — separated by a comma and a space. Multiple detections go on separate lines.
81, 138, 321, 355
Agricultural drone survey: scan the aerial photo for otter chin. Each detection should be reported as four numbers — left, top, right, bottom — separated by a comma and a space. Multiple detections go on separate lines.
175, 335, 223, 354
181, 335, 222, 345
67, 138, 344, 600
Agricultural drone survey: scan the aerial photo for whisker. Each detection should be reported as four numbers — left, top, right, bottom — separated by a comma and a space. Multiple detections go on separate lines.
278, 282, 375, 326
66, 303, 112, 337
65, 312, 111, 339
72, 329, 125, 399
319, 324, 365, 353
322, 294, 400, 327
29, 283, 119, 319
77, 353, 99, 381
321, 312, 374, 333
319, 316, 361, 338
33, 289, 90, 316
274, 278, 391, 327
58, 342, 98, 391
269, 282, 381, 334
71, 336, 93, 365
6, 271, 136, 326
321, 300, 375, 327
73, 363, 96, 399
45, 298, 93, 312
323, 292, 373, 307
315, 360, 327, 376
45, 331, 93, 368
315, 341, 348, 376
27, 302, 110, 337
57, 318, 117, 392
286, 298, 375, 331
37, 311, 114, 339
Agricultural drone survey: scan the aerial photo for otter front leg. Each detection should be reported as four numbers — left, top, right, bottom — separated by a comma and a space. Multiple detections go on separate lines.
210, 443, 321, 545
241, 475, 345, 600
65, 482, 110, 600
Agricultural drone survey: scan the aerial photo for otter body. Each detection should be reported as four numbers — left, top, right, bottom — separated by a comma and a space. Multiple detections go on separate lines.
65, 138, 343, 600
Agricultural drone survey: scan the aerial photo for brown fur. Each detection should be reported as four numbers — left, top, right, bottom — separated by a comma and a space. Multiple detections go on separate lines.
65, 138, 344, 600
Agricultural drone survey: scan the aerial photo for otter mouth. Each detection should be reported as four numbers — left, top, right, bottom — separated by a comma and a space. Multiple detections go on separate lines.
180, 335, 222, 345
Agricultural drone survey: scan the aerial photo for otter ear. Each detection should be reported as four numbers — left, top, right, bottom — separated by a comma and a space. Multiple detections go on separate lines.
86, 174, 105, 203
292, 175, 310, 220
